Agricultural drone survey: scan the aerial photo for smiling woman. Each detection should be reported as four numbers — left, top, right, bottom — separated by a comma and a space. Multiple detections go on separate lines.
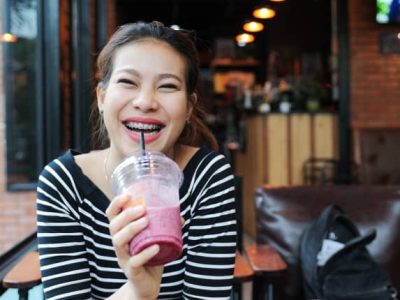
97, 38, 189, 158
36, 21, 237, 300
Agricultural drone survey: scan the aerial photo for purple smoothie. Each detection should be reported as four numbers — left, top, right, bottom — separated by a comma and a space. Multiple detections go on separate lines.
129, 205, 182, 266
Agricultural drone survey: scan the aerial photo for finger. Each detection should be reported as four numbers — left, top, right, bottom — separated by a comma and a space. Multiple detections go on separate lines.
129, 244, 161, 269
112, 216, 148, 249
109, 205, 146, 236
181, 217, 185, 226
106, 194, 131, 220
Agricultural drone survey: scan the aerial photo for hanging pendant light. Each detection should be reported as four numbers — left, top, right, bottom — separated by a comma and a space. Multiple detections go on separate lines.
252, 5, 276, 19
243, 20, 264, 33
235, 33, 255, 46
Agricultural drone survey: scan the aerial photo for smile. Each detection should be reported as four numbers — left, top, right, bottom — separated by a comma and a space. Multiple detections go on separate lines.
123, 121, 162, 135
122, 119, 165, 143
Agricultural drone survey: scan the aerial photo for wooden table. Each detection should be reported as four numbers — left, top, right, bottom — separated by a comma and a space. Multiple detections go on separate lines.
3, 251, 41, 300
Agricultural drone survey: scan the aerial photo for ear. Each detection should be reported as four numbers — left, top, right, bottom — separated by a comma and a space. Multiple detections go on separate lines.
187, 93, 197, 120
96, 83, 106, 112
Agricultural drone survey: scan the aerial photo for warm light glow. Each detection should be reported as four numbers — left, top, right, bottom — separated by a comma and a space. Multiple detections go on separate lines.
0, 33, 17, 43
243, 21, 264, 33
235, 33, 255, 45
270, 0, 285, 2
398, 32, 400, 39
253, 6, 276, 19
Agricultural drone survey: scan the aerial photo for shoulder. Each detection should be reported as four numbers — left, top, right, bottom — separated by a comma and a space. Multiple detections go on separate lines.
184, 146, 233, 183
40, 149, 77, 178
194, 147, 232, 170
38, 148, 100, 188
37, 149, 82, 204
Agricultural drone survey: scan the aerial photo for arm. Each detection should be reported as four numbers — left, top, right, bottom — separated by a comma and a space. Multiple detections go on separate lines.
36, 161, 92, 299
183, 153, 237, 299
38, 158, 163, 300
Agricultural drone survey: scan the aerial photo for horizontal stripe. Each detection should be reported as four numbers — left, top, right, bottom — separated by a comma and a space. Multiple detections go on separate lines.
48, 288, 91, 300
44, 278, 91, 293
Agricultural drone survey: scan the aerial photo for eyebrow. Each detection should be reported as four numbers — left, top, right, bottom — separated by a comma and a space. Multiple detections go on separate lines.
114, 67, 183, 82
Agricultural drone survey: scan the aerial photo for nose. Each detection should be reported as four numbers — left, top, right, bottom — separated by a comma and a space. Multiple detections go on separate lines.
132, 88, 159, 112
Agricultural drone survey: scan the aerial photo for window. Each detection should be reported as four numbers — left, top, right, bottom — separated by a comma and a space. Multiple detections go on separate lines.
3, 0, 38, 189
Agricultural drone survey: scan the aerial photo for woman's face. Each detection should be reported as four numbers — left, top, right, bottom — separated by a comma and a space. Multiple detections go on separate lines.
97, 39, 191, 159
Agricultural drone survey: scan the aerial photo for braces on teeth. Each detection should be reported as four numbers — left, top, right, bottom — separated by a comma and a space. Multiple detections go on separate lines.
125, 122, 161, 130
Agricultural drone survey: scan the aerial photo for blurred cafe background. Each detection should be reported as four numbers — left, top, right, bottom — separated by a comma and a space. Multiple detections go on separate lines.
0, 0, 399, 290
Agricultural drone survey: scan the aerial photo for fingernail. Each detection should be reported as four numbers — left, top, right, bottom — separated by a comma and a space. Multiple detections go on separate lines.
137, 216, 148, 225
129, 205, 144, 214
150, 244, 160, 254
135, 205, 145, 212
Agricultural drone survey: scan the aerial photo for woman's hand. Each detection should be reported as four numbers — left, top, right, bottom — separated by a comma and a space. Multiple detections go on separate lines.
106, 193, 164, 300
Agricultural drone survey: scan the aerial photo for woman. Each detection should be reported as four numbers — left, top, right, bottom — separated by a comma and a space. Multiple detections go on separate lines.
36, 21, 237, 299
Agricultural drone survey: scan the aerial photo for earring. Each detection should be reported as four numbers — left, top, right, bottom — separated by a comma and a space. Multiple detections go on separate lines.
99, 109, 104, 115
186, 117, 191, 125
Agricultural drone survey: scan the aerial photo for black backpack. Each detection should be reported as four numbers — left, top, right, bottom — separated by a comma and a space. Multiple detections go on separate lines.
300, 204, 398, 300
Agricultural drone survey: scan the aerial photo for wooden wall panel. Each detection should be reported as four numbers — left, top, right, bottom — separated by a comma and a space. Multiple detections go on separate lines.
290, 114, 312, 185
313, 114, 338, 159
234, 114, 338, 239
266, 115, 290, 185
234, 116, 265, 238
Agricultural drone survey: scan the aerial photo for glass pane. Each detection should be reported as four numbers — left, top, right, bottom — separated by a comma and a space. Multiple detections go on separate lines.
4, 0, 38, 186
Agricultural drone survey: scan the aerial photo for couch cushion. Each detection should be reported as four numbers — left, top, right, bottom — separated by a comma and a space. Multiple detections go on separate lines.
254, 185, 400, 300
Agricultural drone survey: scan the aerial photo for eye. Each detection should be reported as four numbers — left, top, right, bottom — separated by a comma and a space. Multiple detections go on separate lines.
159, 83, 179, 92
117, 78, 136, 86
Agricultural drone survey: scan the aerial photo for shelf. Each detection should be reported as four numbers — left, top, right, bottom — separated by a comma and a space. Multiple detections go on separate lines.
211, 57, 260, 68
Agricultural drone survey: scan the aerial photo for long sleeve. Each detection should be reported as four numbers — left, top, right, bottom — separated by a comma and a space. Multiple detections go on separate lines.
182, 152, 237, 299
36, 158, 92, 300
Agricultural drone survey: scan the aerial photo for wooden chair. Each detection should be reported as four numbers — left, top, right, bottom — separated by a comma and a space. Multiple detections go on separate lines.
232, 175, 288, 300
233, 250, 254, 300
2, 251, 41, 300
245, 244, 287, 300
232, 175, 254, 299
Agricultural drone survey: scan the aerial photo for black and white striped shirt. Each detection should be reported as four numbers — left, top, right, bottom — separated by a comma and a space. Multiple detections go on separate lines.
36, 147, 237, 299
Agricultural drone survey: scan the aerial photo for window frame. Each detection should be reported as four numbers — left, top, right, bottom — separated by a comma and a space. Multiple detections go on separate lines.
2, 0, 62, 191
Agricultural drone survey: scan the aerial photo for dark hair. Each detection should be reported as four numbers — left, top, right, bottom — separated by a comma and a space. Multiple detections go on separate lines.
93, 21, 218, 151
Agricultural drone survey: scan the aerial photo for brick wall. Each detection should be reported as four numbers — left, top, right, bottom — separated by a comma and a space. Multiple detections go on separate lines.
349, 0, 400, 129
0, 0, 36, 255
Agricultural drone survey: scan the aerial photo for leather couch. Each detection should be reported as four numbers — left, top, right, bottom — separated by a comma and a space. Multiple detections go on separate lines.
253, 185, 400, 300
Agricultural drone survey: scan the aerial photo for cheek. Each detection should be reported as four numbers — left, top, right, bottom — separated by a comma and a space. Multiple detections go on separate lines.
167, 103, 188, 122
104, 89, 130, 112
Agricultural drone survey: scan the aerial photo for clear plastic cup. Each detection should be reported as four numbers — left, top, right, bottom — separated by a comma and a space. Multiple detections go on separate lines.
110, 150, 183, 266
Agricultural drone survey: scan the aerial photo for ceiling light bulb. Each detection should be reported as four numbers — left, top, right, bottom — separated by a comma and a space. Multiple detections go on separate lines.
253, 6, 276, 19
235, 33, 255, 44
243, 21, 264, 33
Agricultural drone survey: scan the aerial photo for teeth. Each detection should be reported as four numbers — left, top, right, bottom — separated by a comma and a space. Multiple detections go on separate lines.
125, 122, 161, 131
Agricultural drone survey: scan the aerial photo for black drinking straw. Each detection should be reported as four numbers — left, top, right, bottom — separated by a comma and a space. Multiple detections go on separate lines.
140, 131, 146, 156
